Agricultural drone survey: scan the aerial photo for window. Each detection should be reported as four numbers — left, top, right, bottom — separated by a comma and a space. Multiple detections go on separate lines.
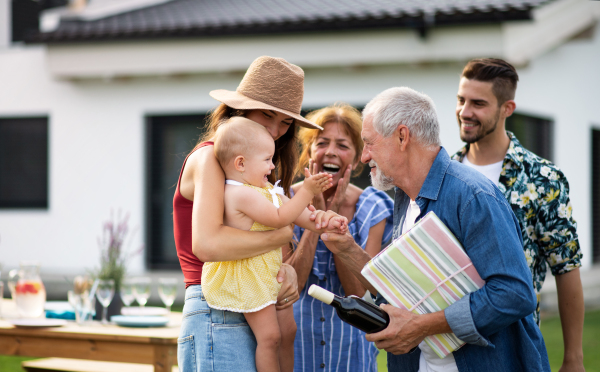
0, 117, 48, 209
11, 0, 68, 43
591, 128, 600, 264
506, 113, 553, 161
146, 114, 206, 270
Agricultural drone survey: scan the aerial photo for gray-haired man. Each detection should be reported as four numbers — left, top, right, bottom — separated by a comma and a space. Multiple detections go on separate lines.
320, 87, 550, 371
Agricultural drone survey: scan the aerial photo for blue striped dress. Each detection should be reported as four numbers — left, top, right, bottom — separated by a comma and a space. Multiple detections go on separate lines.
293, 186, 394, 372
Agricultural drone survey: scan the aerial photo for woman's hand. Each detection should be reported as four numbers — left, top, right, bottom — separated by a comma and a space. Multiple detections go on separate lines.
276, 263, 299, 310
274, 224, 295, 247
328, 165, 352, 212
309, 159, 327, 211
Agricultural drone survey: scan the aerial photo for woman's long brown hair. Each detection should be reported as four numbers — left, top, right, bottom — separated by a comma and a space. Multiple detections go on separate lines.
197, 103, 298, 197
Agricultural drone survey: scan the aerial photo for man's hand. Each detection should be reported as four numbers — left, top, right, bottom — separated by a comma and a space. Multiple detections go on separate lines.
365, 304, 426, 355
276, 263, 299, 310
320, 230, 356, 255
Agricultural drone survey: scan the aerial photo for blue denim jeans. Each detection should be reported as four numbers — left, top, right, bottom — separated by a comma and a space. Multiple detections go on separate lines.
178, 285, 257, 372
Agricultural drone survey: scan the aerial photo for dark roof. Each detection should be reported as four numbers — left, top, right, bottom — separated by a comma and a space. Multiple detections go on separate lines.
31, 0, 551, 43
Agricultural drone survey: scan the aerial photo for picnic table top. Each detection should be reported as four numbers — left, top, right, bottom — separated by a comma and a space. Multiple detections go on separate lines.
0, 298, 181, 344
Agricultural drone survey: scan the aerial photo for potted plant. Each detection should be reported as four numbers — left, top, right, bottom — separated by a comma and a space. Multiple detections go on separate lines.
92, 211, 143, 319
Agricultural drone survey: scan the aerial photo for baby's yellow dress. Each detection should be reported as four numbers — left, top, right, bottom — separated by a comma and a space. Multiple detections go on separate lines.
201, 181, 284, 313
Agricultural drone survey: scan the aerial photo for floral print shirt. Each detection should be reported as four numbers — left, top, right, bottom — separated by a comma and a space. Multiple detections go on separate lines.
452, 132, 582, 324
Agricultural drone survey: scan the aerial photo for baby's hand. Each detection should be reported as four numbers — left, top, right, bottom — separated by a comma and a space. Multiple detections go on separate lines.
311, 209, 348, 233
326, 216, 348, 234
303, 168, 333, 195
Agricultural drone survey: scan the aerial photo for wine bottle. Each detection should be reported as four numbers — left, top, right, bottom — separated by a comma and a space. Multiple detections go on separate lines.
308, 284, 389, 333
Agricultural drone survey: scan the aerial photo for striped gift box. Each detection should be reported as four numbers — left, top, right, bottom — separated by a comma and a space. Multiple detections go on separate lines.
361, 211, 484, 358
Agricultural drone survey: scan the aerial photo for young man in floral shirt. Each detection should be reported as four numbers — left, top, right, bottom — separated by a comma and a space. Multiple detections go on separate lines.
452, 58, 585, 371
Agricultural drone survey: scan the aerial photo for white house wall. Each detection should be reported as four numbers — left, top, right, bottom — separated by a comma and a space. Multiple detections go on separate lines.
515, 24, 600, 268
502, 0, 600, 65
0, 23, 598, 281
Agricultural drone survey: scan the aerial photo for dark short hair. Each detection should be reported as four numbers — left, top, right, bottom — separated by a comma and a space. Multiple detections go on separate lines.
462, 58, 519, 105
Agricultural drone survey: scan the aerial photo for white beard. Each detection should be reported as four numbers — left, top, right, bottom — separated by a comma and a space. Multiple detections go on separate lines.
369, 160, 395, 191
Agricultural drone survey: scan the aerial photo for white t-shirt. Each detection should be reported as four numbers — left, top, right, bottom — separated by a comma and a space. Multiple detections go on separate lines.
461, 156, 503, 185
402, 199, 422, 235
402, 200, 459, 372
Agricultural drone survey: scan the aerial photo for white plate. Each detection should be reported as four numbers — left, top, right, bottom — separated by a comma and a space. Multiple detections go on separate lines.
10, 319, 68, 328
121, 306, 168, 316
111, 315, 169, 328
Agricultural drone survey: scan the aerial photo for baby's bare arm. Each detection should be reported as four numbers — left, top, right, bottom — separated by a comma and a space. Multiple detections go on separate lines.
237, 186, 312, 229
294, 208, 348, 234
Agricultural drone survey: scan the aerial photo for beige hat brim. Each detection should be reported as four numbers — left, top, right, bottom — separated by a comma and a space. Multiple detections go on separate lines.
210, 89, 322, 130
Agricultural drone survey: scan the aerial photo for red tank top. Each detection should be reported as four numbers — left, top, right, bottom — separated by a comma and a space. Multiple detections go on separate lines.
173, 141, 214, 288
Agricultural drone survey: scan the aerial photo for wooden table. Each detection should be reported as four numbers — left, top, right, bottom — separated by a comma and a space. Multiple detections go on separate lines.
0, 299, 180, 372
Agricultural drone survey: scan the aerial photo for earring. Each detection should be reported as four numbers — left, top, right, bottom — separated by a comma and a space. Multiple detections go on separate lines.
241, 171, 244, 176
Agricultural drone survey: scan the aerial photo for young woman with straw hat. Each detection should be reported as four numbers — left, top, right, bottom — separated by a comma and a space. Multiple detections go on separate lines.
173, 56, 337, 371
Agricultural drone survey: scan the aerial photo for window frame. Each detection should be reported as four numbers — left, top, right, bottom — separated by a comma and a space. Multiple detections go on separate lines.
145, 113, 207, 270
0, 115, 49, 210
506, 111, 554, 162
591, 127, 600, 264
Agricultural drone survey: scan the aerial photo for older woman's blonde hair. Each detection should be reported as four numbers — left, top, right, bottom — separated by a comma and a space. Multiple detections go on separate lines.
296, 103, 364, 178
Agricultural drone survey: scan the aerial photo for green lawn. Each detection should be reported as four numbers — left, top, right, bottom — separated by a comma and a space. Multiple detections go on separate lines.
541, 309, 600, 372
2, 310, 599, 371
0, 356, 37, 372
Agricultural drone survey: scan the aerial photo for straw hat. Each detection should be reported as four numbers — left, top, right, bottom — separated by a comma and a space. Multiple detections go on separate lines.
210, 56, 322, 130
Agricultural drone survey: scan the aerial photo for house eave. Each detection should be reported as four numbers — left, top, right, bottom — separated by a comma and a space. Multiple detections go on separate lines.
28, 8, 533, 44
41, 0, 600, 80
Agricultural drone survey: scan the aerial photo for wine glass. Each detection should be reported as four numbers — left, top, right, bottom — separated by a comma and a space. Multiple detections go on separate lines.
158, 278, 178, 313
120, 278, 135, 308
133, 277, 151, 308
96, 279, 115, 324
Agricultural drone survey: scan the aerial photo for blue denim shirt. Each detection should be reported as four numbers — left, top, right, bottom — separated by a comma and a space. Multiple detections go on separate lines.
383, 147, 550, 372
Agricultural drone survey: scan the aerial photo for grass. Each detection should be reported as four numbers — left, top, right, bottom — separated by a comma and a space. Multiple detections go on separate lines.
541, 309, 600, 371
0, 356, 37, 372
2, 309, 599, 371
